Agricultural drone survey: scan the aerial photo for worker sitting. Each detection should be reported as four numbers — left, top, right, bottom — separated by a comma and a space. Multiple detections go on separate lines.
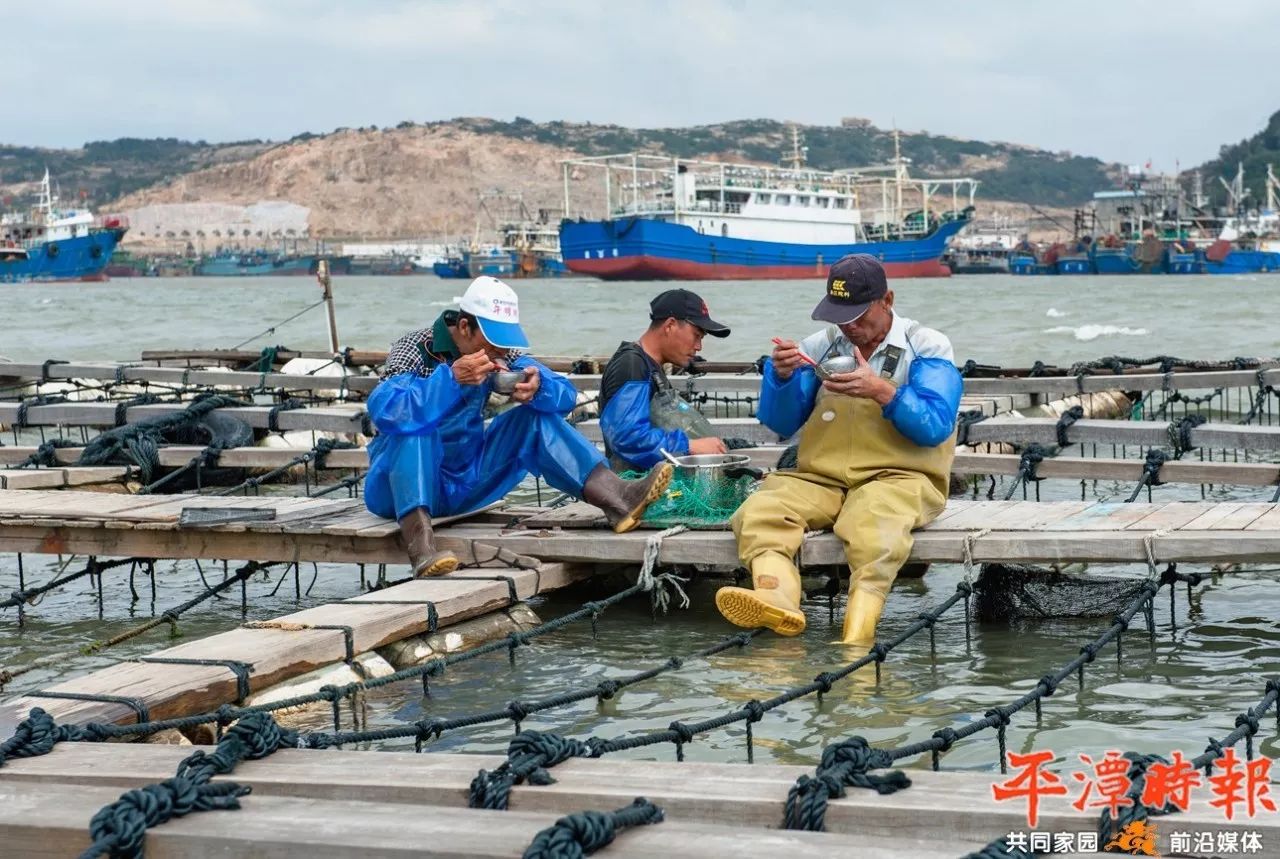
719, 254, 962, 644
365, 276, 672, 575
598, 289, 733, 471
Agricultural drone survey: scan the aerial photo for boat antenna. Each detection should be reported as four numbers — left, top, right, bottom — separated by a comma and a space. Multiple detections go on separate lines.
316, 259, 341, 355
783, 123, 807, 170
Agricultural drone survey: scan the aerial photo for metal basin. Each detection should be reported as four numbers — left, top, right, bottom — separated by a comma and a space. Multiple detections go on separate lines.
816, 355, 858, 380
491, 370, 524, 394
671, 453, 761, 500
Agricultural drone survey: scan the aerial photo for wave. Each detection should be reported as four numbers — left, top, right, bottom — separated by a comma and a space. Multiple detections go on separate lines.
1043, 324, 1150, 342
428, 296, 464, 307
1045, 307, 1066, 318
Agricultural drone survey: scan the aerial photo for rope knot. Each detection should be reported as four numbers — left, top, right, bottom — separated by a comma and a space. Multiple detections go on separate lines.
1204, 737, 1226, 761
869, 643, 889, 663
931, 727, 960, 753
521, 798, 664, 859
506, 701, 531, 724
813, 672, 836, 694
415, 717, 447, 743
742, 699, 766, 724
1235, 713, 1261, 736
1036, 674, 1060, 697
666, 656, 684, 670
984, 706, 1012, 729
956, 580, 974, 597
595, 679, 621, 700
667, 721, 695, 745
1080, 642, 1099, 663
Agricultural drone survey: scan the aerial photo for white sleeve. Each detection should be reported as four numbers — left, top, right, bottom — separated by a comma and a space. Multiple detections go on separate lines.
909, 326, 955, 363
798, 329, 834, 363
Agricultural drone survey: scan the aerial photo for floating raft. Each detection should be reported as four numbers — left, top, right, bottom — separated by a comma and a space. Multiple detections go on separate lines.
0, 742, 1264, 858
1, 490, 1279, 569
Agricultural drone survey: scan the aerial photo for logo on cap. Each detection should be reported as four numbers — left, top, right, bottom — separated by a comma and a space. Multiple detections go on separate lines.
829, 279, 849, 298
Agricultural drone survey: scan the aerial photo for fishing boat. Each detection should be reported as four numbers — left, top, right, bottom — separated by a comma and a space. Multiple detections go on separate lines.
0, 170, 127, 283
558, 131, 977, 280
194, 250, 352, 277
944, 216, 1021, 274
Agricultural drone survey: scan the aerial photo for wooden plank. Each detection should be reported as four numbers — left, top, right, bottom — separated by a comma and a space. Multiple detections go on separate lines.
0, 470, 65, 490
0, 560, 588, 736
1245, 505, 1280, 531
1205, 502, 1275, 530
0, 746, 1265, 853
919, 501, 1024, 531
0, 780, 977, 859
1122, 502, 1224, 531
973, 500, 1093, 531
1038, 503, 1166, 531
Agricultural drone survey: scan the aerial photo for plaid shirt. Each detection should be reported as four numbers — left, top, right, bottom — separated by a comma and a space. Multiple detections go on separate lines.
380, 313, 524, 379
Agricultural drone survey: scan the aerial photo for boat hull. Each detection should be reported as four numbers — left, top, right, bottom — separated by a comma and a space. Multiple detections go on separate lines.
559, 216, 965, 280
1205, 249, 1280, 275
0, 229, 124, 283
195, 255, 352, 277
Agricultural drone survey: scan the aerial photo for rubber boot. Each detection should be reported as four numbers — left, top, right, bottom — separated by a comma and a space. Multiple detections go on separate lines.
715, 553, 806, 636
398, 506, 459, 577
581, 462, 674, 533
839, 588, 886, 645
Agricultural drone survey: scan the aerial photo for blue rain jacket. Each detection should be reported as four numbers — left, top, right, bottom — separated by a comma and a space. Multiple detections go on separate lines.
758, 356, 962, 447
364, 345, 602, 519
598, 379, 690, 469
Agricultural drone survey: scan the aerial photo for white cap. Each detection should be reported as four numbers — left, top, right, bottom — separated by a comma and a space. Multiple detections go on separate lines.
458, 276, 529, 350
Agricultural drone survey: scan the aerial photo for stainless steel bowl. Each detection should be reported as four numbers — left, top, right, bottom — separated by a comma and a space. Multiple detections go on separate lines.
816, 355, 858, 380
671, 453, 758, 498
491, 370, 524, 394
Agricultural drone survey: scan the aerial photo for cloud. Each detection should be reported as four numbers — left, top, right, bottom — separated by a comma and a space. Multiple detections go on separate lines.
4, 0, 1278, 170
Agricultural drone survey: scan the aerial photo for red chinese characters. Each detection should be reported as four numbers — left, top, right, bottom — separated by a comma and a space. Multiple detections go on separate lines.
993, 750, 1069, 827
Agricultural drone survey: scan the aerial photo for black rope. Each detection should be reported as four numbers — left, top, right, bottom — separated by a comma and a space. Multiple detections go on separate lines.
1125, 449, 1168, 503
956, 409, 987, 447
78, 711, 298, 859
266, 398, 304, 433
11, 437, 78, 469
26, 691, 150, 724
1167, 414, 1206, 459
522, 797, 664, 859
1054, 405, 1084, 446
782, 737, 909, 831
470, 731, 597, 810
1003, 443, 1051, 501
136, 658, 254, 704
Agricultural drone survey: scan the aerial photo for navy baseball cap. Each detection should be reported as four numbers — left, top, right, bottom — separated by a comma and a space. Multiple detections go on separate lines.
811, 254, 888, 325
650, 289, 731, 338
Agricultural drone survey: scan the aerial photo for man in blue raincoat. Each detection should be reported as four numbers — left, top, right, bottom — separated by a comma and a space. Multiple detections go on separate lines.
598, 289, 734, 471
717, 254, 963, 645
365, 276, 672, 576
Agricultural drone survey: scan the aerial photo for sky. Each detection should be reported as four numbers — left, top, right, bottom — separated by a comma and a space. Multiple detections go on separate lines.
7, 0, 1279, 170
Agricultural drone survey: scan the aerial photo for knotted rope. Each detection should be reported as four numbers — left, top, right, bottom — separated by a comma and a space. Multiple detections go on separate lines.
782, 737, 910, 831
469, 730, 597, 811
78, 712, 298, 859
637, 525, 690, 613
522, 797, 664, 859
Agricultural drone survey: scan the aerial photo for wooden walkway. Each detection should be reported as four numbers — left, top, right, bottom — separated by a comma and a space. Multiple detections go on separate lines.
1, 491, 1279, 569
0, 741, 1263, 857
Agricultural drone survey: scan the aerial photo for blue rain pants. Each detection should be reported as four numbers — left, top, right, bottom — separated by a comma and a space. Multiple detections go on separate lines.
363, 357, 604, 519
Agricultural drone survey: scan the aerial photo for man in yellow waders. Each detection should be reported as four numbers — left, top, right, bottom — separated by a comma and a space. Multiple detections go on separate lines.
718, 254, 963, 644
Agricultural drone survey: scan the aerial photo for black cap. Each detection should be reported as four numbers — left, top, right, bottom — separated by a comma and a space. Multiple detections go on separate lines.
810, 253, 888, 325
649, 288, 731, 338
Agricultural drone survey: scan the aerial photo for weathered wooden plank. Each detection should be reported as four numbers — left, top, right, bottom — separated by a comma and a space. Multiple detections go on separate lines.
0, 562, 587, 735
0, 746, 1264, 854
1204, 502, 1276, 530
0, 780, 976, 859
921, 501, 1025, 531
965, 417, 1280, 451
0, 361, 379, 394
1123, 502, 1224, 531
0, 469, 66, 490
1038, 503, 1167, 531
1245, 505, 1280, 531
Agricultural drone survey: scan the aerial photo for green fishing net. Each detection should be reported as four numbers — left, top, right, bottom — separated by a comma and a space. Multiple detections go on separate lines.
621, 469, 757, 528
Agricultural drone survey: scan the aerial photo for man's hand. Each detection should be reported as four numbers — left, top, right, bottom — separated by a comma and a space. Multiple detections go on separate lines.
451, 350, 497, 385
510, 366, 541, 404
688, 436, 728, 455
770, 338, 806, 381
822, 347, 896, 405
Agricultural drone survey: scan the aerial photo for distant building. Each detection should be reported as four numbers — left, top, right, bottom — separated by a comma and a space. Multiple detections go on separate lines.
840, 117, 873, 129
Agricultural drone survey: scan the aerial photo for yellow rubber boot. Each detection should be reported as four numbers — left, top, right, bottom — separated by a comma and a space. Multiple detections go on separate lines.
715, 553, 806, 636
839, 588, 886, 645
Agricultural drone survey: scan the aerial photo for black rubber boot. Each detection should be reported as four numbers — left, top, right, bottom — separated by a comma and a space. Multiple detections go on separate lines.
398, 506, 459, 577
581, 463, 674, 533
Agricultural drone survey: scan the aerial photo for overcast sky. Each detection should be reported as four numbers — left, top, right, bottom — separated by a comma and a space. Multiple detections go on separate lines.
9, 1, 1277, 170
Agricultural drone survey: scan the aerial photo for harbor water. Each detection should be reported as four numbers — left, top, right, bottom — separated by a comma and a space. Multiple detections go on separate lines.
2, 273, 1280, 774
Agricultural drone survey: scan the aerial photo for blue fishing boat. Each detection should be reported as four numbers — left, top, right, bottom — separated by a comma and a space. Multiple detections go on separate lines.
194, 250, 351, 277
557, 135, 977, 281
0, 170, 127, 283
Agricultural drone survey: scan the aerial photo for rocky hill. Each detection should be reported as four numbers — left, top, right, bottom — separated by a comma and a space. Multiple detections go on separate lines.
1196, 108, 1280, 206
1, 118, 1127, 244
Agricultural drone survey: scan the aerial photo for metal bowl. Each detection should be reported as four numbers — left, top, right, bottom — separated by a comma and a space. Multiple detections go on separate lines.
491, 370, 524, 394
817, 355, 859, 380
